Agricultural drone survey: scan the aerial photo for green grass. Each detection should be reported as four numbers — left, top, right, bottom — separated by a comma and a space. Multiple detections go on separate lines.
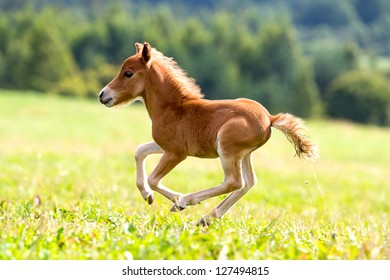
0, 90, 389, 260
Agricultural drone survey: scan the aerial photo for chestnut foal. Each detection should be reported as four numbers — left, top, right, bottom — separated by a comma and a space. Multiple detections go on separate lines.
99, 42, 318, 225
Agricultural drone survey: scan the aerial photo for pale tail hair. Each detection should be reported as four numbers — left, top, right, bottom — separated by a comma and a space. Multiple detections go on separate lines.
271, 113, 319, 160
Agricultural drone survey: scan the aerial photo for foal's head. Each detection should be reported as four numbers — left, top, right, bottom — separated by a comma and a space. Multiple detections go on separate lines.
99, 43, 151, 107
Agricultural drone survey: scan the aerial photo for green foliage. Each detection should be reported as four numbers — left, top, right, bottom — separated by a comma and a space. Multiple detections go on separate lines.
0, 4, 321, 117
309, 42, 360, 95
254, 19, 321, 117
54, 64, 117, 98
354, 0, 382, 24
0, 91, 389, 259
372, 14, 390, 55
296, 0, 355, 27
0, 8, 78, 91
326, 70, 390, 126
2, 0, 390, 121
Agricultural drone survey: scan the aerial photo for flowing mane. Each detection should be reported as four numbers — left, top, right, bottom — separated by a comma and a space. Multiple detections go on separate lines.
151, 48, 204, 100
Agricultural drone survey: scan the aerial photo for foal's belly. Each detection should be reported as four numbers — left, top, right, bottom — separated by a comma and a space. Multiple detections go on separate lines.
188, 147, 219, 158
185, 133, 219, 158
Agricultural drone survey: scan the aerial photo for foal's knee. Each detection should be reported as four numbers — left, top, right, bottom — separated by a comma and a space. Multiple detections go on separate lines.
224, 176, 244, 192
147, 176, 159, 190
134, 146, 145, 162
245, 175, 257, 188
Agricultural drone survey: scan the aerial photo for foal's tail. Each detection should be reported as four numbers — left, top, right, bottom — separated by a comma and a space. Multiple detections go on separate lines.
271, 113, 319, 160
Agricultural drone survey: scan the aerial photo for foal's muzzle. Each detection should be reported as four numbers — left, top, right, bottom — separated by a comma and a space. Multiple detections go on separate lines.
99, 88, 114, 107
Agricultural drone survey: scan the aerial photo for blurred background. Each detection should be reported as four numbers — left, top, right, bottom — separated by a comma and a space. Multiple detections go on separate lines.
1, 0, 390, 125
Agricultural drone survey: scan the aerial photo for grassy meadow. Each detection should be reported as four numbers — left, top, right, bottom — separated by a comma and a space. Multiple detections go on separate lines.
0, 91, 389, 260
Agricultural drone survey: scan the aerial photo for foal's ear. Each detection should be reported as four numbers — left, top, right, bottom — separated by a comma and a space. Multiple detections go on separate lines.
135, 42, 143, 54
141, 42, 152, 63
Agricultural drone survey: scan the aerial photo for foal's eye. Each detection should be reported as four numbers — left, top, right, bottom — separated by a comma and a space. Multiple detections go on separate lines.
124, 71, 134, 78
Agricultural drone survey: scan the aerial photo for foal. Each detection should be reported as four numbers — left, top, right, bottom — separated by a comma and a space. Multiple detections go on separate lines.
99, 42, 318, 225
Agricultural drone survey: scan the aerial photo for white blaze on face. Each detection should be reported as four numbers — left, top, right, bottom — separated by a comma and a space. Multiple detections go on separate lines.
99, 86, 117, 107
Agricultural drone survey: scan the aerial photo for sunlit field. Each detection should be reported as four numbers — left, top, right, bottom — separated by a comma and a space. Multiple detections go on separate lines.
0, 91, 388, 259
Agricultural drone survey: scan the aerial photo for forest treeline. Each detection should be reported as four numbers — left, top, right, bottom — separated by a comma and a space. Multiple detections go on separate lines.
1, 0, 390, 124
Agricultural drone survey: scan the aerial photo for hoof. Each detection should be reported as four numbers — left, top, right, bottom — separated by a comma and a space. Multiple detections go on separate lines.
197, 217, 211, 227
145, 195, 154, 205
170, 204, 186, 212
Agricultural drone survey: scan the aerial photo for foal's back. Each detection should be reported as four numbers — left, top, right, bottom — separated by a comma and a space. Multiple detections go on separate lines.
157, 98, 273, 159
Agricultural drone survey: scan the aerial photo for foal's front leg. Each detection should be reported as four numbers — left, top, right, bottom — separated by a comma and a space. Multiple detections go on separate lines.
134, 142, 164, 204
147, 152, 186, 204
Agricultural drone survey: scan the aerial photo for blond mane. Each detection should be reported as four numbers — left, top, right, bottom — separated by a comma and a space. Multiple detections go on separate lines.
151, 48, 204, 100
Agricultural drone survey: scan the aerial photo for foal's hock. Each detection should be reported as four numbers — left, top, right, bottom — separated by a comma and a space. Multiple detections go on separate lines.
99, 42, 318, 225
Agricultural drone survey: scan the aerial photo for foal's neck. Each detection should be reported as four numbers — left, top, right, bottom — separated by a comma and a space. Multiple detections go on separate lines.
142, 65, 187, 120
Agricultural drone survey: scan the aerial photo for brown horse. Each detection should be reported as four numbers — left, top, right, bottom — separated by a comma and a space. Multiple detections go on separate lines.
99, 42, 318, 225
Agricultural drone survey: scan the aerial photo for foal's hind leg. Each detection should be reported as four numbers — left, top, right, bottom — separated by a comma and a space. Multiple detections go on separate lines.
198, 153, 257, 225
172, 151, 246, 210
134, 142, 164, 204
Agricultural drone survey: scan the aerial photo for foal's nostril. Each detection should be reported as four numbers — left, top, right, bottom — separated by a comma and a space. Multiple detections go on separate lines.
99, 91, 104, 99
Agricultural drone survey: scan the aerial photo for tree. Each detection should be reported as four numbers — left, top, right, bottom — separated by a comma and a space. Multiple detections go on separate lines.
0, 8, 79, 91
354, 0, 381, 24
25, 15, 79, 91
296, 0, 355, 28
254, 19, 321, 117
309, 42, 360, 96
326, 70, 390, 126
